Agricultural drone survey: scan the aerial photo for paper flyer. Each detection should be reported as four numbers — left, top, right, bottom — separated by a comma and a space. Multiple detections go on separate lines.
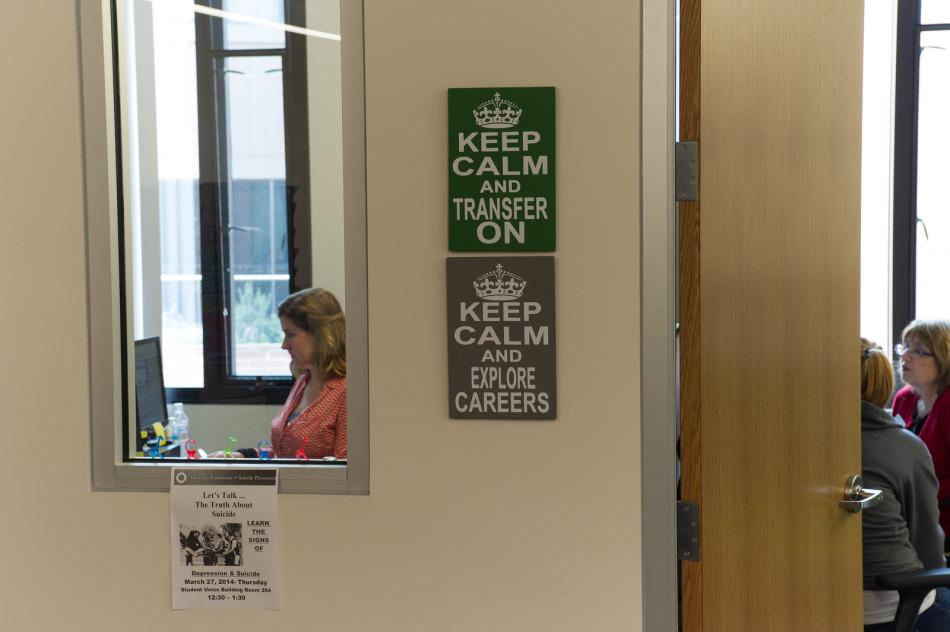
170, 468, 279, 609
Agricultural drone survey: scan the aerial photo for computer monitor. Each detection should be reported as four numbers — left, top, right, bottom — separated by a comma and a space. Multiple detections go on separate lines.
134, 336, 168, 432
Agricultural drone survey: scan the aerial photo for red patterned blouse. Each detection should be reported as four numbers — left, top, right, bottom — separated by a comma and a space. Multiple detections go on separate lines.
271, 374, 347, 459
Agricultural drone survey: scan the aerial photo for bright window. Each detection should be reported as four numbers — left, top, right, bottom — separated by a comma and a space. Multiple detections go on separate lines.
891, 0, 950, 339
128, 0, 306, 397
860, 0, 897, 352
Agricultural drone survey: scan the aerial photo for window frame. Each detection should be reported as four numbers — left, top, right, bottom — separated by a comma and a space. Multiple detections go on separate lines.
892, 0, 920, 344
79, 0, 369, 494
170, 0, 309, 405
891, 0, 950, 343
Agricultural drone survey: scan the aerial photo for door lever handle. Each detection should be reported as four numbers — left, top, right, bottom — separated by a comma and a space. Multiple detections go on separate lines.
840, 488, 883, 513
840, 474, 884, 513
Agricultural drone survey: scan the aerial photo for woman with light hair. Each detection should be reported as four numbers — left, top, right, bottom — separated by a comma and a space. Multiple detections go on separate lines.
217, 288, 347, 461
270, 288, 347, 460
893, 320, 950, 541
860, 338, 949, 631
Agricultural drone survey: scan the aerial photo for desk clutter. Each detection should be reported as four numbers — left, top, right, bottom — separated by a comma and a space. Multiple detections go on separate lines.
136, 416, 275, 461
133, 401, 339, 462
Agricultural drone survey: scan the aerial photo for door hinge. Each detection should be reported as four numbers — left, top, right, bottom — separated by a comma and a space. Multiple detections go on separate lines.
675, 141, 699, 201
677, 500, 700, 561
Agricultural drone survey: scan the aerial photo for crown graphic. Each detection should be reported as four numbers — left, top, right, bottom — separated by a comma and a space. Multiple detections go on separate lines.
472, 92, 523, 129
473, 264, 527, 301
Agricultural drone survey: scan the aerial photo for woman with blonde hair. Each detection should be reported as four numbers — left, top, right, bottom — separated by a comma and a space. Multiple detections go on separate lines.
860, 338, 948, 630
893, 320, 950, 540
270, 288, 347, 460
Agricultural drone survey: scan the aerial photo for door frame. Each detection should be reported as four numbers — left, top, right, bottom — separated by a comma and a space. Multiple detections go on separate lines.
640, 0, 678, 630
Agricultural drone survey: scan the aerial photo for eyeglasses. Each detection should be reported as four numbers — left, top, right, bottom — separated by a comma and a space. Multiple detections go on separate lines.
895, 343, 935, 359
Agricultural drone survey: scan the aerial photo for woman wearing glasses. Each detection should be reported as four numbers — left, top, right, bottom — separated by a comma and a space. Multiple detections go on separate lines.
860, 338, 948, 631
893, 320, 950, 544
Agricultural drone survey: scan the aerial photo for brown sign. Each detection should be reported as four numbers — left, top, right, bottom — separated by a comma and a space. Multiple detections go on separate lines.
446, 256, 556, 419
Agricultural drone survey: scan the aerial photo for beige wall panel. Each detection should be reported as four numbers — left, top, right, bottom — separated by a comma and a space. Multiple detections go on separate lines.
699, 1, 864, 630
0, 1, 642, 630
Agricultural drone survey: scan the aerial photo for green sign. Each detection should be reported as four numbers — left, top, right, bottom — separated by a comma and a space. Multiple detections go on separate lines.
448, 87, 556, 251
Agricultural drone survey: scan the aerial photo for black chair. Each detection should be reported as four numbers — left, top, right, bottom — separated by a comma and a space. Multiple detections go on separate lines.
876, 568, 950, 631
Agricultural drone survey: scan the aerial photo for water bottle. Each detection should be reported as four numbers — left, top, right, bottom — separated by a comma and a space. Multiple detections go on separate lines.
172, 402, 190, 444
162, 404, 177, 444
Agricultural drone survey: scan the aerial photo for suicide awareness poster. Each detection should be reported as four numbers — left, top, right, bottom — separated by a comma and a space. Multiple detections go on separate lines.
171, 468, 279, 609
448, 87, 556, 251
447, 256, 556, 419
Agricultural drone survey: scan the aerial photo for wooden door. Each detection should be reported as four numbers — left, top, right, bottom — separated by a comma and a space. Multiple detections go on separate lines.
678, 1, 866, 630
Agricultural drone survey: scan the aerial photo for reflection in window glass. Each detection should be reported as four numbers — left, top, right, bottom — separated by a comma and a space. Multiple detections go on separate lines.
915, 31, 950, 319
222, 0, 286, 49
85, 0, 364, 488
921, 1, 950, 25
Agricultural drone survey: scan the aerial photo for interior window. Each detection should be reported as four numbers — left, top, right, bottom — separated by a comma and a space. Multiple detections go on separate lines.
81, 0, 366, 491
115, 0, 348, 462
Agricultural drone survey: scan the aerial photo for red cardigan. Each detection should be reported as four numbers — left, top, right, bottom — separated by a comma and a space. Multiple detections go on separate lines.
893, 385, 950, 537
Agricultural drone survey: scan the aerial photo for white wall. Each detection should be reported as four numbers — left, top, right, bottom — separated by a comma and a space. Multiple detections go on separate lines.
0, 1, 642, 630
